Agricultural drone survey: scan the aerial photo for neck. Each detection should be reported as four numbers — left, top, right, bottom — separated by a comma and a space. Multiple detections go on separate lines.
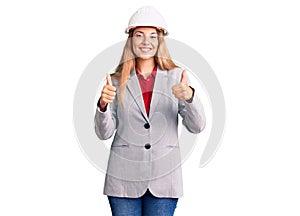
136, 57, 156, 76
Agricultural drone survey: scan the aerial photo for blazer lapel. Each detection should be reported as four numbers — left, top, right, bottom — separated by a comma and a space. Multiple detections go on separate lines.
126, 68, 149, 121
149, 68, 168, 119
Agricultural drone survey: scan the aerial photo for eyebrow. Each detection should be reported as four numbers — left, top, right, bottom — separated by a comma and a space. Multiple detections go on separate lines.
135, 31, 158, 35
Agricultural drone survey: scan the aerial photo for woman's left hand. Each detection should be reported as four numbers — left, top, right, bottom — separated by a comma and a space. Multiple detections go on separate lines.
172, 70, 193, 101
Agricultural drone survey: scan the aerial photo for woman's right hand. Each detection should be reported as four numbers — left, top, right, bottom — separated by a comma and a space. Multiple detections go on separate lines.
99, 74, 116, 110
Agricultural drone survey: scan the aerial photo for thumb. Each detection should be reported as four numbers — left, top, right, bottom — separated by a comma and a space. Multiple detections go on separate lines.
106, 73, 112, 86
180, 70, 188, 84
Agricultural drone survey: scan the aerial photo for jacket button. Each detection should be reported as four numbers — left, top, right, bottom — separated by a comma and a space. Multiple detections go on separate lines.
144, 143, 151, 149
144, 123, 150, 129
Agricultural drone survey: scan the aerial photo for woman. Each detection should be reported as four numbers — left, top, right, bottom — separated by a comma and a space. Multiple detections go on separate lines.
94, 6, 206, 216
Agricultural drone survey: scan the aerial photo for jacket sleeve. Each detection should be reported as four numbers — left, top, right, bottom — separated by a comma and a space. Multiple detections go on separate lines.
94, 94, 118, 140
178, 73, 206, 134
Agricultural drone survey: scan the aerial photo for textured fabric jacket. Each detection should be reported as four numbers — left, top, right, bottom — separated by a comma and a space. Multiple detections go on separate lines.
94, 67, 206, 198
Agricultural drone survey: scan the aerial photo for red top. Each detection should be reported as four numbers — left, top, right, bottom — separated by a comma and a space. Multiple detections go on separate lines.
135, 66, 157, 116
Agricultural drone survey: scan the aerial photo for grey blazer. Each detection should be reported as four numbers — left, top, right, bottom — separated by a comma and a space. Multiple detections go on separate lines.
94, 67, 206, 198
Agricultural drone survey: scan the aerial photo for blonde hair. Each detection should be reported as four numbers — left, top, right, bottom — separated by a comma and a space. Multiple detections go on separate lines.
113, 29, 178, 104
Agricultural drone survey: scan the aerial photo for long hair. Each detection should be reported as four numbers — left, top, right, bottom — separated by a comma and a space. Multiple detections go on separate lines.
113, 29, 178, 105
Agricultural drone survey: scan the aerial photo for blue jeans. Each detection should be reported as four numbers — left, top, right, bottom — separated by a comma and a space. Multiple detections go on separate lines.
107, 189, 178, 216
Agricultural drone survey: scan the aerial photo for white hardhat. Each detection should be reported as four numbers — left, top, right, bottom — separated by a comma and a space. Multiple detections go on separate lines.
125, 6, 169, 36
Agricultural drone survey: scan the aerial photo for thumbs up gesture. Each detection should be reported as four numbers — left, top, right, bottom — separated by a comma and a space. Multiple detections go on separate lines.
99, 74, 116, 110
172, 70, 193, 101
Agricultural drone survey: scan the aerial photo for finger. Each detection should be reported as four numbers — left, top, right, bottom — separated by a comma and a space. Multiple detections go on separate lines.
173, 89, 187, 97
106, 73, 112, 86
173, 93, 185, 100
180, 70, 187, 83
172, 87, 184, 96
101, 95, 115, 103
173, 87, 186, 95
172, 86, 180, 94
102, 97, 114, 104
172, 84, 185, 92
103, 87, 116, 96
102, 91, 116, 98
172, 87, 181, 94
103, 90, 116, 97
102, 92, 115, 100
172, 85, 177, 92
102, 85, 116, 95
172, 83, 182, 91
106, 85, 116, 92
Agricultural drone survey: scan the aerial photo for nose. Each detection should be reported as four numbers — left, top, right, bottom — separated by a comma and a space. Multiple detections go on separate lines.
142, 36, 150, 45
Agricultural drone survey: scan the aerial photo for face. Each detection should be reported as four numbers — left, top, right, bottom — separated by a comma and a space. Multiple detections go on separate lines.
132, 27, 159, 59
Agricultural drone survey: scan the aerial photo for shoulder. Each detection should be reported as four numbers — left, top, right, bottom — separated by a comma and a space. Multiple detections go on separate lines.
161, 66, 184, 80
110, 72, 121, 86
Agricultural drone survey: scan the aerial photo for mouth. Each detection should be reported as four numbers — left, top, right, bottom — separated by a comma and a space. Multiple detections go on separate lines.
139, 47, 152, 53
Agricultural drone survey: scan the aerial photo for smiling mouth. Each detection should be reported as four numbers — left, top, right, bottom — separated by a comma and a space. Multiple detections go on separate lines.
139, 47, 152, 53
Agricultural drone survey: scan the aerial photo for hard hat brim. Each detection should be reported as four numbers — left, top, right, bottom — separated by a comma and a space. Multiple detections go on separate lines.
125, 26, 169, 36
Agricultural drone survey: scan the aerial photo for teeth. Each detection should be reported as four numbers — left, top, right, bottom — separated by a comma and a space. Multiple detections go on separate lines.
140, 48, 151, 52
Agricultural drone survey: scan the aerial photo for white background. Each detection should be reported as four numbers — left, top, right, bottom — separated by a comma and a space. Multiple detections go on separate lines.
1, 0, 299, 215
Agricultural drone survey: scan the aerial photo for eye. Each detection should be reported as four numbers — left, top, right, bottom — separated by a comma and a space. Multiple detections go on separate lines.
135, 33, 143, 37
151, 34, 158, 39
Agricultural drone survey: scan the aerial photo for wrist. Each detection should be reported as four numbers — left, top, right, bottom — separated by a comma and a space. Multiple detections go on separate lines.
97, 99, 108, 112
186, 86, 195, 103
